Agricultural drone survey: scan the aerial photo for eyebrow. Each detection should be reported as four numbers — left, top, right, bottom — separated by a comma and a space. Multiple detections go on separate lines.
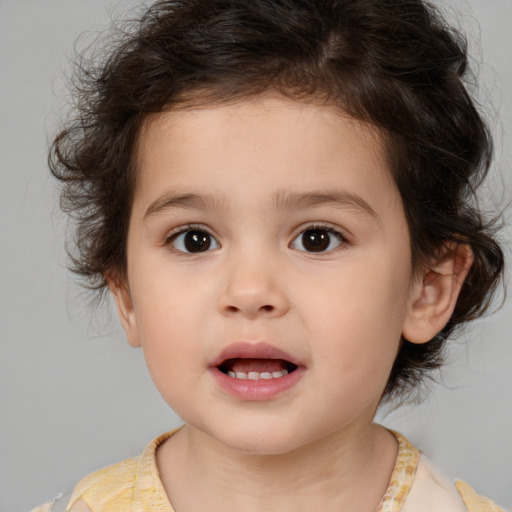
144, 189, 380, 222
272, 190, 380, 222
144, 192, 225, 219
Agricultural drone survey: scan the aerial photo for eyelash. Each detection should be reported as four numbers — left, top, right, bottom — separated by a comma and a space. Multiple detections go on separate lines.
290, 223, 347, 254
164, 224, 219, 254
164, 223, 348, 254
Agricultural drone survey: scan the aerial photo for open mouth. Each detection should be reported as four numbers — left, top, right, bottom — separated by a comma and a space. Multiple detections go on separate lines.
211, 344, 304, 399
217, 358, 298, 380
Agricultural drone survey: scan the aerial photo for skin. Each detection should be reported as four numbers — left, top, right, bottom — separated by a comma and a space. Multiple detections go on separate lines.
108, 95, 472, 512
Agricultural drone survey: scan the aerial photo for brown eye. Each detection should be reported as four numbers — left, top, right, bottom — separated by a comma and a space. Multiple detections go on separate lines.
170, 229, 220, 253
291, 228, 343, 253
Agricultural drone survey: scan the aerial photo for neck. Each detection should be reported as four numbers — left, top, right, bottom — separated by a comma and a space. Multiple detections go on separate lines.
156, 422, 398, 512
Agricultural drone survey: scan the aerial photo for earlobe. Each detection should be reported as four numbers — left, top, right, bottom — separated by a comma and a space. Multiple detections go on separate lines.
105, 271, 141, 347
402, 243, 473, 344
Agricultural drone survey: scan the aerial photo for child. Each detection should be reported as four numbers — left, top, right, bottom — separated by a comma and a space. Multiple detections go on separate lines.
34, 0, 507, 510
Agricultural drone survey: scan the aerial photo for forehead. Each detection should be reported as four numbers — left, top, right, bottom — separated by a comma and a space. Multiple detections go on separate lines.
133, 96, 401, 217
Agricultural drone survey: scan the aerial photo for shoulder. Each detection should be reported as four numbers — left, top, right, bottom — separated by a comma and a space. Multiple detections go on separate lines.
30, 458, 139, 512
31, 430, 178, 512
30, 492, 91, 512
66, 456, 140, 511
404, 454, 507, 512
455, 481, 507, 512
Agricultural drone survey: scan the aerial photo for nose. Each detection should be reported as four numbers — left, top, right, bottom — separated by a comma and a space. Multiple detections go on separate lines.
217, 252, 290, 319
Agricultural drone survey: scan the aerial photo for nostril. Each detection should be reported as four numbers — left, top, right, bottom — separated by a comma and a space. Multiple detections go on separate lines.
222, 303, 275, 316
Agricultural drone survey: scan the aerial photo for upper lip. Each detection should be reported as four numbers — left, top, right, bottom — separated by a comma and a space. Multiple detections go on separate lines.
210, 341, 301, 368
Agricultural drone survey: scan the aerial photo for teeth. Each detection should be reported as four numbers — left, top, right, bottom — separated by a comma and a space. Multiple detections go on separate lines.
226, 369, 290, 380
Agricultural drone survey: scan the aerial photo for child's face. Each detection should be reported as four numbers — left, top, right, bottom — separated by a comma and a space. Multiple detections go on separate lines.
113, 96, 423, 454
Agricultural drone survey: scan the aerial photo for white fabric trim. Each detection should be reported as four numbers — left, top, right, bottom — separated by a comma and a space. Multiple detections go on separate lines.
403, 454, 467, 511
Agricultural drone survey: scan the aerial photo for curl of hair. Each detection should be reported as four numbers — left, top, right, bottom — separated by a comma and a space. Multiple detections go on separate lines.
50, 0, 504, 401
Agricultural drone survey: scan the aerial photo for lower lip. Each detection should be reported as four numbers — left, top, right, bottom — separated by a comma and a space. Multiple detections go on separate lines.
209, 367, 305, 401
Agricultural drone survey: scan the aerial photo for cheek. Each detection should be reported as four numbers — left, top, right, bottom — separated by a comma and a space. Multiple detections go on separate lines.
298, 259, 409, 377
131, 254, 211, 328
128, 274, 203, 375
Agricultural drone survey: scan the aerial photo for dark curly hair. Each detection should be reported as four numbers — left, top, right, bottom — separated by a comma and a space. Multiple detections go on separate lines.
50, 0, 504, 401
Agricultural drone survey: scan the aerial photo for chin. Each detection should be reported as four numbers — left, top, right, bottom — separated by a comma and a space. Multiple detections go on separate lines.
222, 435, 302, 456
205, 420, 318, 457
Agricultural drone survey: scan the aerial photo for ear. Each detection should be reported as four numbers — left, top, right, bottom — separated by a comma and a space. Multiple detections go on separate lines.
402, 243, 473, 344
106, 271, 141, 347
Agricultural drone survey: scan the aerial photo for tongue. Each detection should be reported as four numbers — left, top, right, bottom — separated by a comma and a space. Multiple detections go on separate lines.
227, 358, 288, 373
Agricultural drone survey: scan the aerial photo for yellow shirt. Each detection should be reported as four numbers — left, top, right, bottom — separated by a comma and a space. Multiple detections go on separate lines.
33, 430, 506, 512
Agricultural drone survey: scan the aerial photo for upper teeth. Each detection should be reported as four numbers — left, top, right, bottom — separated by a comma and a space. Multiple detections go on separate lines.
227, 370, 289, 380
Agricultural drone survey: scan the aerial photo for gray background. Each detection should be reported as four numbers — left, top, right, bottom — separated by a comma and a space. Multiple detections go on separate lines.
0, 0, 511, 510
